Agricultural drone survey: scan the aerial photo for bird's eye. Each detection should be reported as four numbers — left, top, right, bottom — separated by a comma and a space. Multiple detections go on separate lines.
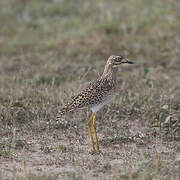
113, 55, 123, 62
116, 56, 122, 61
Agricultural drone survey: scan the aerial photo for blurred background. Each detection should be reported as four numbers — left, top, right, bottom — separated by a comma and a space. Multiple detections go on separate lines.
0, 0, 180, 179
1, 0, 180, 91
1, 0, 179, 61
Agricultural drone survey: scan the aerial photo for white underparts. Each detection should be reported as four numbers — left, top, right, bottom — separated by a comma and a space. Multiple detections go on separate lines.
90, 94, 115, 113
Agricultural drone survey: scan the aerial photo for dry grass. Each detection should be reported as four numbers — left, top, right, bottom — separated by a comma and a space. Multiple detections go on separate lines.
0, 0, 180, 179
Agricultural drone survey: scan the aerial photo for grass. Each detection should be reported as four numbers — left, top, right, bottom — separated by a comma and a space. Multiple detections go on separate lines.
0, 0, 180, 179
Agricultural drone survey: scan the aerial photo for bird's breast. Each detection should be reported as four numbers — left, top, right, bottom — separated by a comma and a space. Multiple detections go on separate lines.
90, 93, 115, 113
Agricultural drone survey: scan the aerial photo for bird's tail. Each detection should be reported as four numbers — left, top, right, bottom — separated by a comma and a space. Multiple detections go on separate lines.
56, 104, 74, 120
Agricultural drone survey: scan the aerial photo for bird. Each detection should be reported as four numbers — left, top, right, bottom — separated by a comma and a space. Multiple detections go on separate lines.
57, 55, 134, 152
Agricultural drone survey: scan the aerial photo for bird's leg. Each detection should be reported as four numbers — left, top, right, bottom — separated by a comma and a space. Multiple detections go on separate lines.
88, 113, 95, 151
92, 113, 99, 151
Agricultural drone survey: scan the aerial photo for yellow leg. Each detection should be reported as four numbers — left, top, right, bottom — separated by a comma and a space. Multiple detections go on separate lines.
88, 113, 95, 151
92, 113, 99, 151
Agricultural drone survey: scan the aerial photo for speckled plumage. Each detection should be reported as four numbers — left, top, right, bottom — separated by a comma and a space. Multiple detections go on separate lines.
57, 56, 118, 118
56, 55, 133, 151
57, 75, 116, 116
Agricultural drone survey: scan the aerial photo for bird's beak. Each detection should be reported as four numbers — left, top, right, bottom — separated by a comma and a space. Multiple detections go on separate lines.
113, 58, 134, 68
121, 59, 134, 64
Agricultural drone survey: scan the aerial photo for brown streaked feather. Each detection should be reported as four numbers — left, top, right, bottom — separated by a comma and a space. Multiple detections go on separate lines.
57, 75, 115, 119
56, 54, 133, 119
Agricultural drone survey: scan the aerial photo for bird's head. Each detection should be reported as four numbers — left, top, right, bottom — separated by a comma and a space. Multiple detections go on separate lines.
107, 55, 134, 69
102, 54, 134, 76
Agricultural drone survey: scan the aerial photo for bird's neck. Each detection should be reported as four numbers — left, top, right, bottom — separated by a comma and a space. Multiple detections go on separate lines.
102, 64, 117, 83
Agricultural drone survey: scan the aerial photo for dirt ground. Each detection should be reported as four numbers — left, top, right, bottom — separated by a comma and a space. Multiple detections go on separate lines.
0, 104, 179, 179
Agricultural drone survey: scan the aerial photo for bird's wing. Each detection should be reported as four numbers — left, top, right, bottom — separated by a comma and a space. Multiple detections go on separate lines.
57, 77, 113, 117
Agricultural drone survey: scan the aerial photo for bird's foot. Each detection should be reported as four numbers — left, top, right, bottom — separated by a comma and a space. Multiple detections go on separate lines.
89, 149, 103, 155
